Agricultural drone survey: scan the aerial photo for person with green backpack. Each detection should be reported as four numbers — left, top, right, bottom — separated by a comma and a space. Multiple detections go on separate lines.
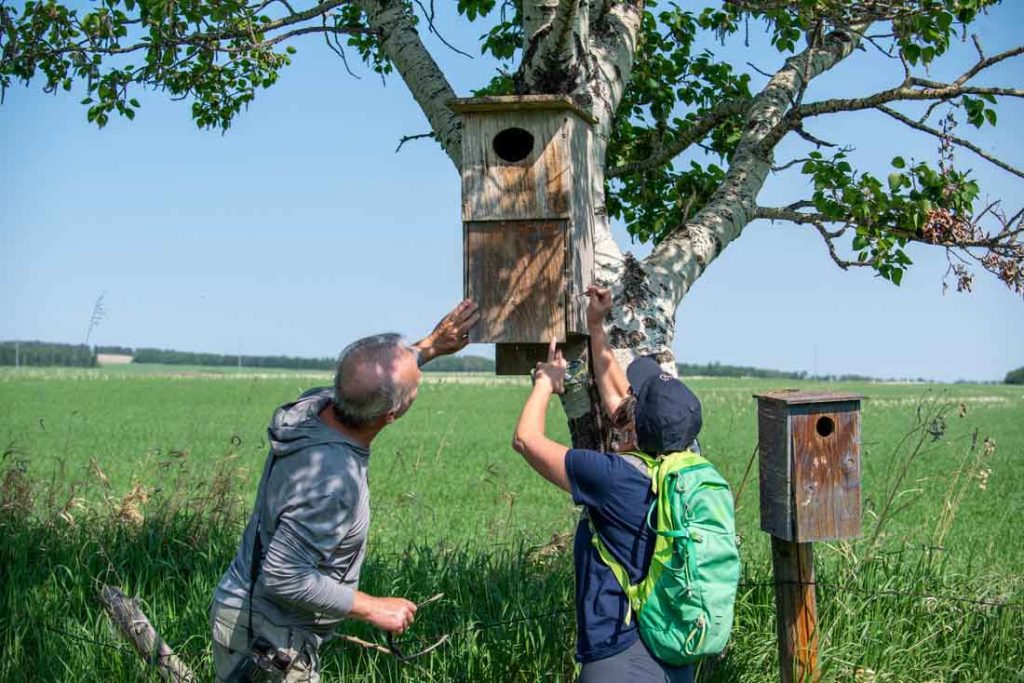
512, 287, 740, 682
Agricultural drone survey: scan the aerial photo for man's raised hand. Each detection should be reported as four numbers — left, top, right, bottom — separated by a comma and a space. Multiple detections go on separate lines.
416, 300, 480, 363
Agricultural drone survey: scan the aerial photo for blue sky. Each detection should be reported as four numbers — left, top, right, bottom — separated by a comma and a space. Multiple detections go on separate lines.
1, 3, 1022, 382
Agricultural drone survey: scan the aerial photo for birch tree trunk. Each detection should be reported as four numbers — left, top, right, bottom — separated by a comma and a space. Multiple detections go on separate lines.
364, 1, 868, 447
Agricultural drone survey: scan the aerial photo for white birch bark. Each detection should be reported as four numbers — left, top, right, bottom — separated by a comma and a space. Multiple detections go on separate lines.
619, 25, 869, 363
352, 0, 463, 168
520, 0, 585, 86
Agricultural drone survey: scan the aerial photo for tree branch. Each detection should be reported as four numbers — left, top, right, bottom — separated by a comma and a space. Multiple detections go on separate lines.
645, 24, 867, 296
755, 206, 864, 270
411, 0, 473, 59
875, 104, 1024, 180
789, 43, 1024, 126
954, 43, 1024, 87
352, 0, 463, 169
395, 131, 435, 152
755, 204, 1024, 296
1, 1, 365, 61
606, 98, 752, 178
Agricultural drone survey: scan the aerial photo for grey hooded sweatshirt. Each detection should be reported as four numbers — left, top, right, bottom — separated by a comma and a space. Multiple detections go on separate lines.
213, 387, 370, 644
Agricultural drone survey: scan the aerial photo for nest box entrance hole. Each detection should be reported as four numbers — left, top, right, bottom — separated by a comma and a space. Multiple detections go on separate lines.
492, 127, 535, 162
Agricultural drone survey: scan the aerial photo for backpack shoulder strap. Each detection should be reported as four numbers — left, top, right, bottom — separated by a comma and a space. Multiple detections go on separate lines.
589, 526, 643, 622
587, 450, 663, 624
619, 450, 657, 492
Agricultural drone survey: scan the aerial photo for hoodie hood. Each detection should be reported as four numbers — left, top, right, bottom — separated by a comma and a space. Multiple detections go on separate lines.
267, 387, 370, 460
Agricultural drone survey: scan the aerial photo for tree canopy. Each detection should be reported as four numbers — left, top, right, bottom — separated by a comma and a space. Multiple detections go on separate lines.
2, 0, 1021, 316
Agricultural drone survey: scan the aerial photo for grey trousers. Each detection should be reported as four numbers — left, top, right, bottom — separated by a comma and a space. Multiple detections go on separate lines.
210, 601, 320, 682
579, 638, 695, 683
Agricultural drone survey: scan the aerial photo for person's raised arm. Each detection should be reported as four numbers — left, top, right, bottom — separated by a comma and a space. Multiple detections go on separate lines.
512, 338, 571, 492
412, 299, 480, 366
586, 286, 630, 417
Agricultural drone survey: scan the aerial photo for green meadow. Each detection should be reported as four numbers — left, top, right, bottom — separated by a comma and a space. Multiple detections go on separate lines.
1, 367, 1021, 681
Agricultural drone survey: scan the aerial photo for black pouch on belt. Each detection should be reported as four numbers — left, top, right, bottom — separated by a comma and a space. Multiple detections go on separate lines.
225, 636, 295, 682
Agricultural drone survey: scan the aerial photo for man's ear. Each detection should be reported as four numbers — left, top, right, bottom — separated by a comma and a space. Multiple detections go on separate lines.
384, 411, 397, 425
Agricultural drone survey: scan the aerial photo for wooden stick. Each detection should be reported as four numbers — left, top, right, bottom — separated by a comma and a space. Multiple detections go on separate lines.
339, 634, 395, 655
771, 538, 819, 683
97, 585, 195, 682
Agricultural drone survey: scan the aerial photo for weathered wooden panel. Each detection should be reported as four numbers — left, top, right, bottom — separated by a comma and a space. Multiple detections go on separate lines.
771, 538, 820, 683
758, 399, 794, 541
465, 219, 567, 344
496, 342, 553, 376
494, 334, 589, 375
566, 116, 594, 335
790, 403, 861, 542
460, 111, 572, 222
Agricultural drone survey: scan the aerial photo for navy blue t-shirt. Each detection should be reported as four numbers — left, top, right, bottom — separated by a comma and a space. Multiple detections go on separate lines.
565, 448, 657, 663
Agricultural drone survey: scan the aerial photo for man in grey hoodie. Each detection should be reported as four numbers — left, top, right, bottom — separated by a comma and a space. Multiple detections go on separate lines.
210, 300, 479, 681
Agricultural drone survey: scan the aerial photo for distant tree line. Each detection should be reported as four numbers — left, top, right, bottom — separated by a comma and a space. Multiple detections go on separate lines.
421, 355, 496, 372
1006, 367, 1024, 385
2, 340, 940, 382
0, 341, 96, 367
132, 348, 335, 369
676, 361, 807, 380
94, 345, 134, 355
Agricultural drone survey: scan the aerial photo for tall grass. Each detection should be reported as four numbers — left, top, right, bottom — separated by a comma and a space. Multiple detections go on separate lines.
1, 375, 1021, 680
2, 458, 1021, 680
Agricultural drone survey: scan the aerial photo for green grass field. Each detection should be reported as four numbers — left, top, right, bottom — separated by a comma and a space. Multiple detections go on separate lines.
1, 368, 1021, 681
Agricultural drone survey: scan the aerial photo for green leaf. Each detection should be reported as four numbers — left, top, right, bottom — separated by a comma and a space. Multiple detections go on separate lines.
891, 156, 906, 169
888, 173, 904, 192
984, 109, 997, 126
891, 268, 904, 286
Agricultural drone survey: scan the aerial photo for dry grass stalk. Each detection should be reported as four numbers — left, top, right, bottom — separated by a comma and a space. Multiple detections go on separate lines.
0, 460, 33, 521
114, 483, 150, 528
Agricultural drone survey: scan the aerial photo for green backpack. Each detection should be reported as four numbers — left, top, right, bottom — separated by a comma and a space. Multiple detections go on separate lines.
590, 450, 740, 666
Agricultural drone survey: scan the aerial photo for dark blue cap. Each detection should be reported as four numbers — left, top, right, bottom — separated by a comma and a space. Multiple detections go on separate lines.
626, 356, 702, 455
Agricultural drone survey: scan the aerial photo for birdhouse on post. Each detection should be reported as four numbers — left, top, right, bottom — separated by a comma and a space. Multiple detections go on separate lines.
448, 95, 597, 375
753, 390, 863, 683
755, 390, 863, 542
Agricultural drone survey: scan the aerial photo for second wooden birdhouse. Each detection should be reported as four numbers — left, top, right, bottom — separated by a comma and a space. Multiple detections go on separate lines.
448, 95, 596, 374
754, 390, 864, 543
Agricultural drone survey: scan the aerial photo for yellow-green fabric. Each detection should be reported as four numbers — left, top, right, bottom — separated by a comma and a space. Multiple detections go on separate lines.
590, 451, 740, 666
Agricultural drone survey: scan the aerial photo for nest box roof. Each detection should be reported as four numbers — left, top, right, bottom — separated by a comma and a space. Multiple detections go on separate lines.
753, 390, 864, 405
448, 95, 597, 124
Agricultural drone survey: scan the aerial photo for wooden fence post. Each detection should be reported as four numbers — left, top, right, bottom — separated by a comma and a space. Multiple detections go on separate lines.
754, 391, 863, 683
98, 585, 195, 682
771, 537, 819, 682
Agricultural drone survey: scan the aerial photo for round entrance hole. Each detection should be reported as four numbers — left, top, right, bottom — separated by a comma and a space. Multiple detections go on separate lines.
816, 415, 835, 438
492, 127, 535, 162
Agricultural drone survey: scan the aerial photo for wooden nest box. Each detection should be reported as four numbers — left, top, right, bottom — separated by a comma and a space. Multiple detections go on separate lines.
449, 95, 597, 375
754, 391, 864, 542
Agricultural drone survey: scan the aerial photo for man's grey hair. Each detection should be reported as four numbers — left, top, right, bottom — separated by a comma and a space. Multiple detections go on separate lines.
332, 333, 416, 429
